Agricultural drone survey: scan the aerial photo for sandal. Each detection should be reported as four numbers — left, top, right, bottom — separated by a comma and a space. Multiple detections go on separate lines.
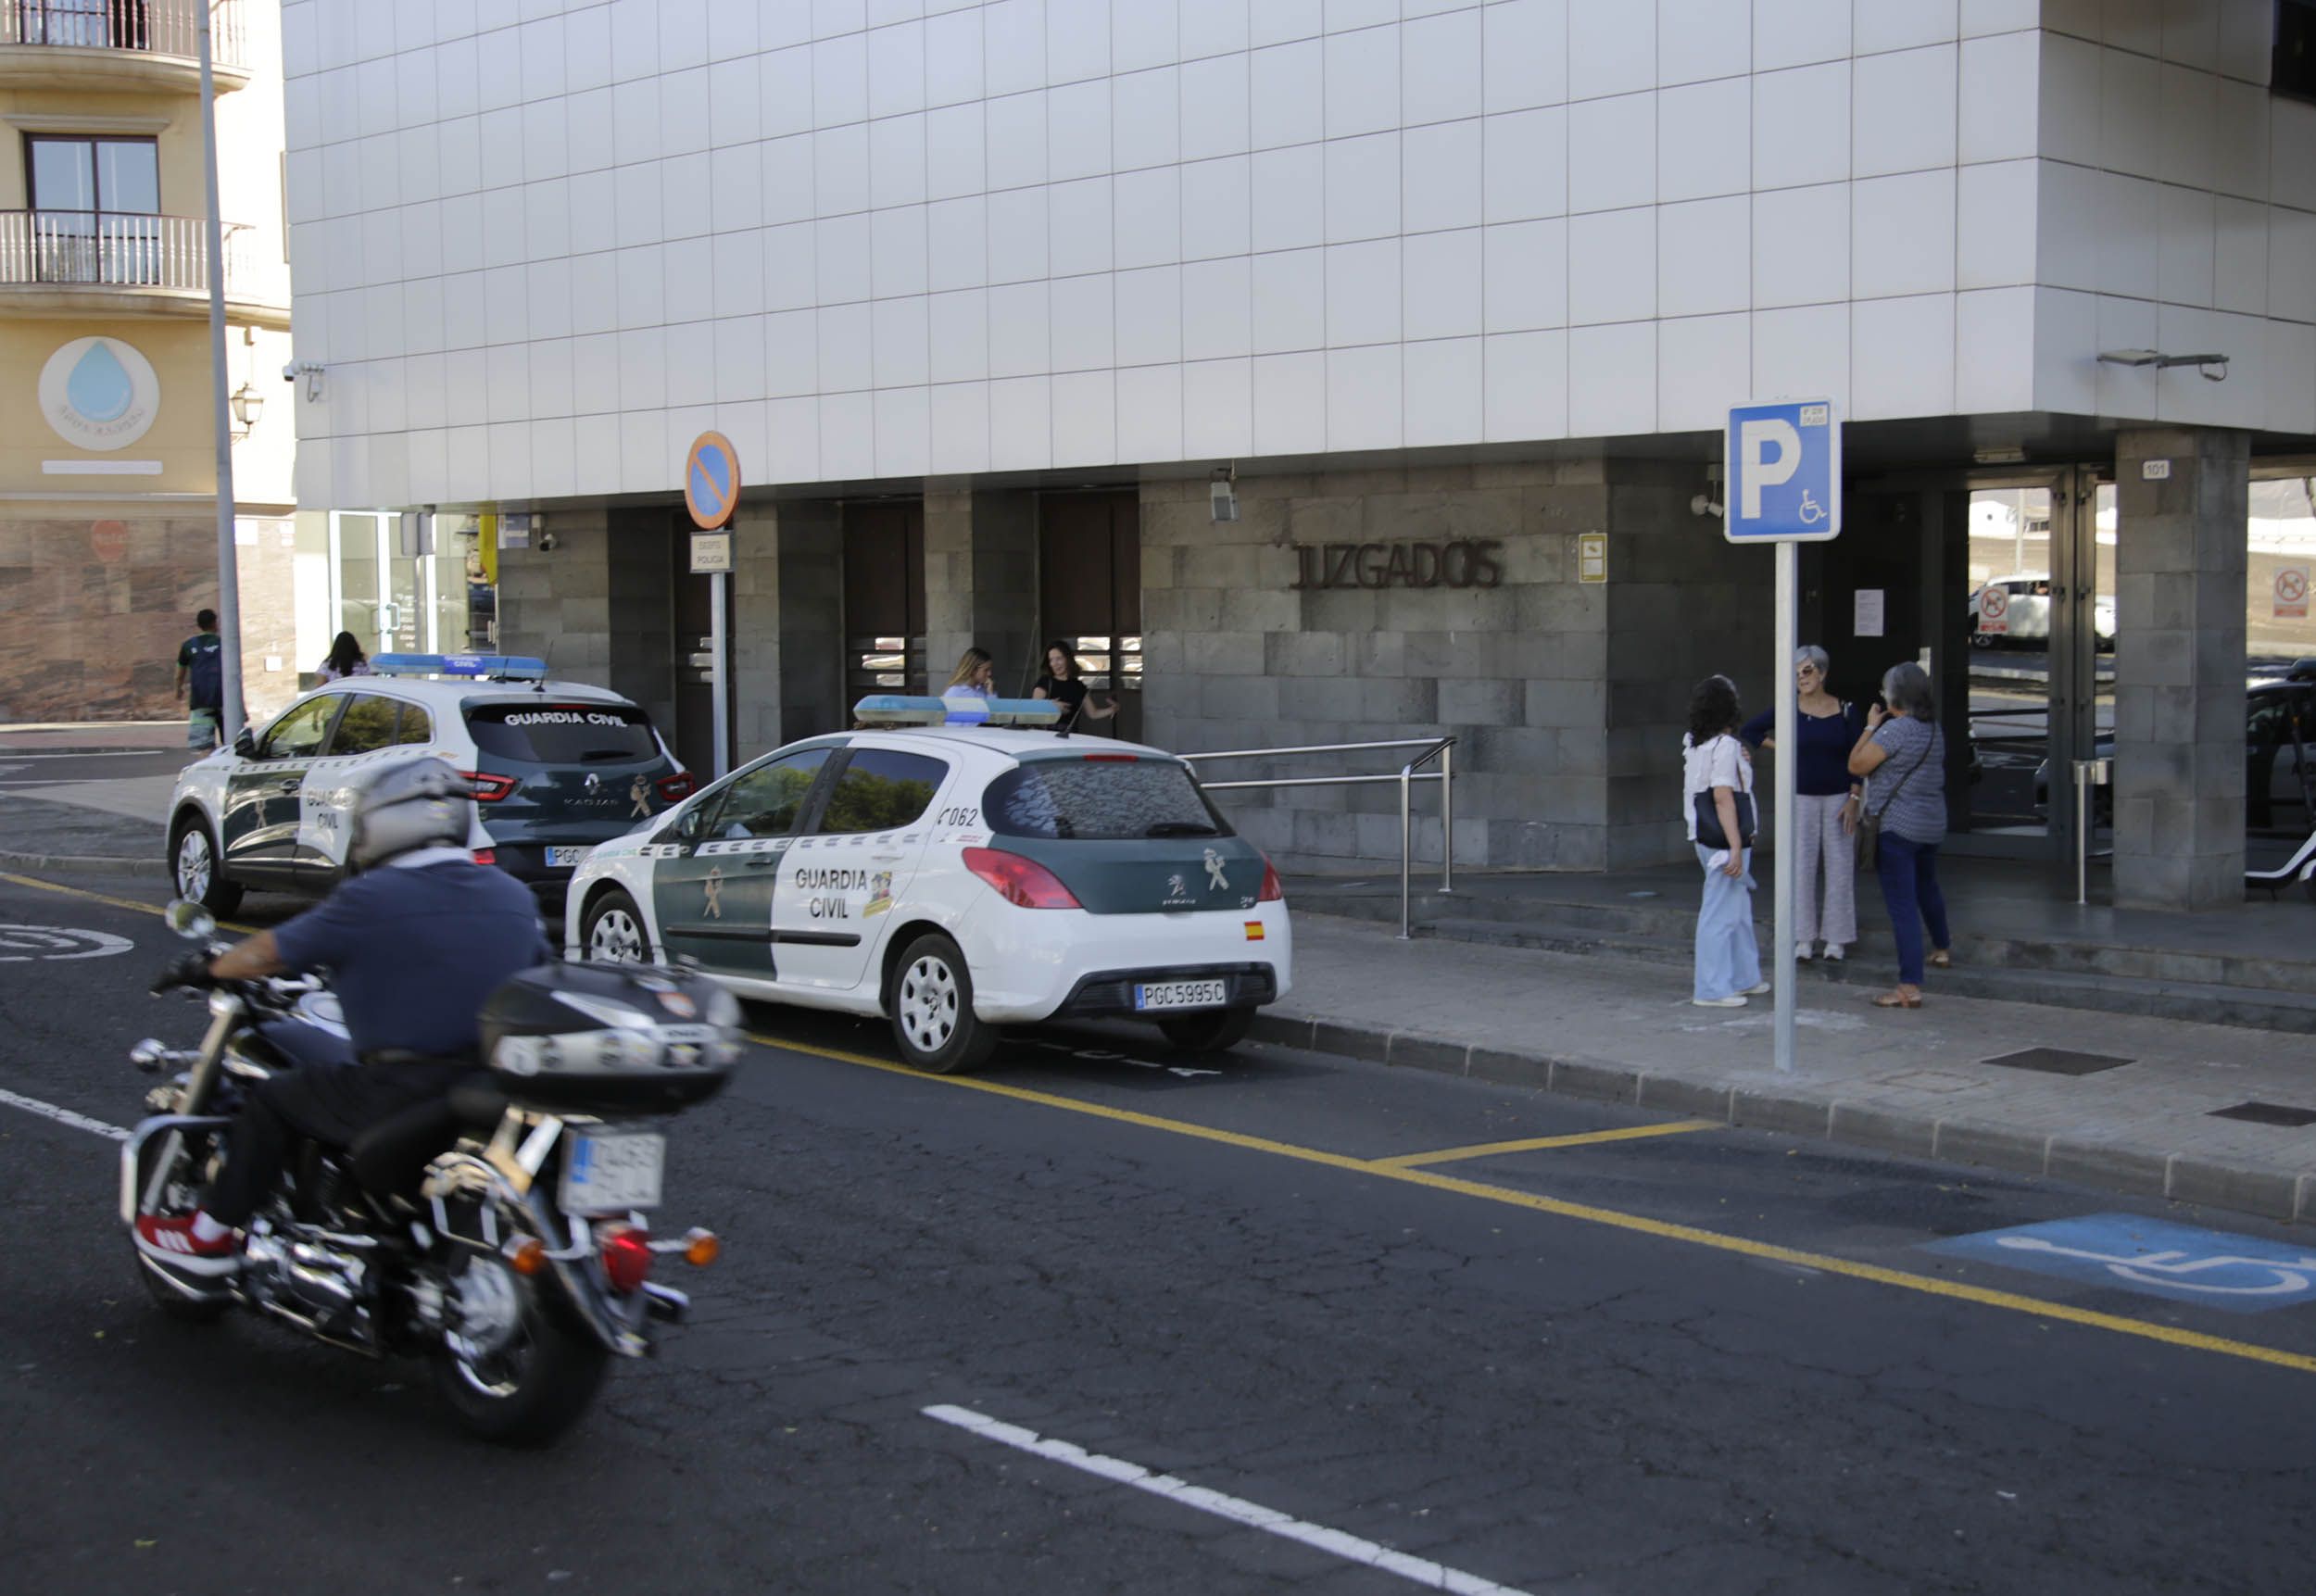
1870, 990, 1922, 1009
1927, 950, 1952, 970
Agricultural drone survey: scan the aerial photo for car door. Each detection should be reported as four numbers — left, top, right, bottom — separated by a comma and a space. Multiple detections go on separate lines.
772, 746, 952, 993
220, 694, 345, 885
653, 747, 836, 976
295, 692, 404, 881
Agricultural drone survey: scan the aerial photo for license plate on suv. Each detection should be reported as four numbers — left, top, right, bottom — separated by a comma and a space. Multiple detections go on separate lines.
1134, 978, 1228, 1012
546, 845, 587, 868
559, 1127, 664, 1213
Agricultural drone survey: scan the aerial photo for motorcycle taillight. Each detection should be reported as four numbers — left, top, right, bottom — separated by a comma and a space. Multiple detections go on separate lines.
599, 1225, 652, 1293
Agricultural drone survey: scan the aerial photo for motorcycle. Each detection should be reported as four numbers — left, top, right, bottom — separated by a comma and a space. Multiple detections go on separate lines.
122, 900, 741, 1444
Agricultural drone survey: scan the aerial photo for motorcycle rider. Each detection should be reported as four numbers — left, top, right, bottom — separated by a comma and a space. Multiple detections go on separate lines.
135, 756, 551, 1276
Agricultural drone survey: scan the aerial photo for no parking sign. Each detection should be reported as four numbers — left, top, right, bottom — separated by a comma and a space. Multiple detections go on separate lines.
1979, 584, 2010, 635
2275, 567, 2309, 621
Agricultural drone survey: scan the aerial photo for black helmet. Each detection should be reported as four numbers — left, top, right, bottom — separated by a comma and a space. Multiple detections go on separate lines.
346, 755, 475, 872
479, 961, 740, 1112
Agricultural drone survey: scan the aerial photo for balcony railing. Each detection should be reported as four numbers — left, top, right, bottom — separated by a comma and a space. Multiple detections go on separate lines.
0, 0, 243, 67
0, 209, 250, 295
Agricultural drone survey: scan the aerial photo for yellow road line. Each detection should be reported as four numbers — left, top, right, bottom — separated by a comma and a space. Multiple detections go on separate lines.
745, 1028, 2316, 1378
6, 875, 2297, 1380
0, 869, 259, 936
1377, 1119, 1719, 1168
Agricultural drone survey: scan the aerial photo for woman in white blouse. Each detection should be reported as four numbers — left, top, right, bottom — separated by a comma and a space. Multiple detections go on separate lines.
1681, 674, 1768, 1008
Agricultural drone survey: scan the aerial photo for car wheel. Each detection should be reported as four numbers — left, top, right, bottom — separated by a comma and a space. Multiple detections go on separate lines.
1158, 1006, 1257, 1054
581, 889, 650, 963
168, 814, 243, 916
888, 931, 995, 1075
1969, 631, 1994, 650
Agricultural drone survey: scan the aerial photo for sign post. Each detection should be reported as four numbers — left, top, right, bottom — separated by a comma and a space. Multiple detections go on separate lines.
683, 431, 742, 780
1724, 399, 1843, 1075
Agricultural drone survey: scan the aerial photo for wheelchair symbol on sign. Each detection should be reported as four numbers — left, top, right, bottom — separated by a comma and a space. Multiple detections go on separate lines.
1796, 490, 1830, 525
1996, 1236, 2316, 1296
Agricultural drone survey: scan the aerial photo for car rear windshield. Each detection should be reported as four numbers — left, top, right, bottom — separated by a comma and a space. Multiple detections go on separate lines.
465, 702, 662, 766
983, 756, 1232, 841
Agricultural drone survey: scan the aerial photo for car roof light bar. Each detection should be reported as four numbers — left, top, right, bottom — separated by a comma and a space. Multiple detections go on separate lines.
852, 694, 1063, 728
371, 653, 549, 680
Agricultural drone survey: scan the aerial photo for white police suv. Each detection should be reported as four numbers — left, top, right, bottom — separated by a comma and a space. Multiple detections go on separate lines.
166, 655, 693, 916
563, 697, 1291, 1072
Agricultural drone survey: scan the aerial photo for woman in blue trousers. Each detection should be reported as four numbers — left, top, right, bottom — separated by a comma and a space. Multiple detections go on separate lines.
1847, 660, 1954, 1009
1683, 675, 1766, 1007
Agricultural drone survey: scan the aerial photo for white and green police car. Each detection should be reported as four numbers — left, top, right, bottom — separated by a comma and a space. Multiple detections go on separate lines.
563, 697, 1291, 1072
166, 655, 694, 916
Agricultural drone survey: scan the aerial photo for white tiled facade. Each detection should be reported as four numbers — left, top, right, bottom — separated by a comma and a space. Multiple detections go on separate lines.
281, 0, 2316, 510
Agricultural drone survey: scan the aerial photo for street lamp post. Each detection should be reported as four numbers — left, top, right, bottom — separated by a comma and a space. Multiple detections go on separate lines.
197, 2, 245, 740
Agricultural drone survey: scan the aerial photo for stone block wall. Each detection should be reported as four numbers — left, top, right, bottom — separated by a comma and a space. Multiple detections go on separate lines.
496, 506, 677, 735
925, 489, 1038, 689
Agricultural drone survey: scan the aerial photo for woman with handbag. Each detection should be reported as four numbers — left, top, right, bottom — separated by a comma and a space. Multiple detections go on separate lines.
1683, 674, 1767, 1008
1740, 645, 1865, 962
1847, 660, 1953, 1010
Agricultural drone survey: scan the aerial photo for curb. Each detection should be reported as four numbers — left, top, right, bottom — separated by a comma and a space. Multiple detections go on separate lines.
1247, 1012, 2316, 1228
0, 849, 168, 880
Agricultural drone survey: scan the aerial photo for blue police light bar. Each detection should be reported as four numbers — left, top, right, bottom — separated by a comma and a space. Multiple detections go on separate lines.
853, 695, 1062, 728
372, 653, 548, 680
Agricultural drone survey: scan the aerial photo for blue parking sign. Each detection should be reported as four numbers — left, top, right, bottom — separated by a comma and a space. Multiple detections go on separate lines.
1725, 399, 1841, 543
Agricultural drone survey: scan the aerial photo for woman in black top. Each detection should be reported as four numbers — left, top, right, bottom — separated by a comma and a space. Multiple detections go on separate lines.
1031, 640, 1117, 730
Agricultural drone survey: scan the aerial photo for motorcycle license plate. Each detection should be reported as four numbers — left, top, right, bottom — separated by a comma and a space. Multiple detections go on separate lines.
1134, 978, 1227, 1012
560, 1128, 664, 1213
546, 846, 587, 868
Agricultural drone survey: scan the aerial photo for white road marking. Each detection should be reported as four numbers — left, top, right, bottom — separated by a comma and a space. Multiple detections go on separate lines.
922, 1404, 1536, 1596
0, 1087, 130, 1141
0, 924, 135, 961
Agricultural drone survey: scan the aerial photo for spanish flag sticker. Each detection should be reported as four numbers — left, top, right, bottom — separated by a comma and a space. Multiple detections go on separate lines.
1244, 922, 1265, 940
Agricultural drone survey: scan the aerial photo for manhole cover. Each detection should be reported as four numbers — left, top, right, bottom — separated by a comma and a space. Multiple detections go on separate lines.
2209, 1100, 2316, 1127
1979, 1047, 2134, 1076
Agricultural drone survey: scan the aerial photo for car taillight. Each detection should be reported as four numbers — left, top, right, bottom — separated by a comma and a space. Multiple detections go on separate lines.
656, 771, 697, 801
962, 847, 1081, 910
599, 1225, 652, 1294
1258, 857, 1285, 902
461, 770, 517, 802
472, 848, 497, 866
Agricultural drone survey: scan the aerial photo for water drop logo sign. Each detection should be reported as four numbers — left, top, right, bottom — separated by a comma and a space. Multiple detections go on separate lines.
38, 336, 160, 450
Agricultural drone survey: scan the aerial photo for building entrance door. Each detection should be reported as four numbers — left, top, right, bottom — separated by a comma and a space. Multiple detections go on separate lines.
1038, 493, 1142, 742
843, 502, 926, 702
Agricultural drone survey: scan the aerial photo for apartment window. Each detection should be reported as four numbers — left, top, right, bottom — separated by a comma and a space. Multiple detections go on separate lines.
2281, 2, 2316, 103
23, 133, 161, 283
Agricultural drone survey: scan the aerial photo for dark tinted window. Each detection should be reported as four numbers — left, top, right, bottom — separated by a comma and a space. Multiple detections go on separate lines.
261, 696, 340, 760
393, 704, 434, 745
983, 757, 1230, 841
328, 694, 400, 756
2280, 0, 2316, 102
817, 748, 946, 834
466, 702, 661, 765
710, 748, 829, 839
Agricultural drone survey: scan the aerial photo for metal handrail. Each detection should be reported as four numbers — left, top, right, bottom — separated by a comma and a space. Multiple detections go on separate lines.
0, 209, 251, 293
1181, 736, 1455, 939
1, 0, 245, 65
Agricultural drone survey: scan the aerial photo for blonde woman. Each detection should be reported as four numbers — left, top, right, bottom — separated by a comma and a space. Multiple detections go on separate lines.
942, 647, 997, 702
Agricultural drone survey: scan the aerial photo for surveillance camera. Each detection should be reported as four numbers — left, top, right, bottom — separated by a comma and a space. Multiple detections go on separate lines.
536, 531, 560, 553
282, 361, 298, 383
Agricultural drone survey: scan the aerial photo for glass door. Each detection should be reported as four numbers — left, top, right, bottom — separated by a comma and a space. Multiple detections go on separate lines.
331, 512, 457, 660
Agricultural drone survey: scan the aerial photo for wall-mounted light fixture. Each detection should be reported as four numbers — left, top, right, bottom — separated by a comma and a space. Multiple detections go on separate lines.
1209, 462, 1239, 523
229, 382, 264, 439
1690, 460, 1723, 519
2098, 347, 2230, 383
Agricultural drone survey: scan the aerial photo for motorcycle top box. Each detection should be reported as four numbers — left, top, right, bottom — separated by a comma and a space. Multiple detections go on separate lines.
480, 962, 742, 1115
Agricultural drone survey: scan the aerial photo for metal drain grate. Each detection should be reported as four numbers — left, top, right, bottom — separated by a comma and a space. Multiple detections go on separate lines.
1978, 1047, 2135, 1076
2209, 1100, 2316, 1127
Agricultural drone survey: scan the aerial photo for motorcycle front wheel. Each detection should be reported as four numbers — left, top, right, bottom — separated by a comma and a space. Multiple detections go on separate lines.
432, 1257, 610, 1446
131, 1131, 230, 1323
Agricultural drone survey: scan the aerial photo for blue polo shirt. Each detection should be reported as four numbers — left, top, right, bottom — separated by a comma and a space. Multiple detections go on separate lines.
271, 857, 550, 1059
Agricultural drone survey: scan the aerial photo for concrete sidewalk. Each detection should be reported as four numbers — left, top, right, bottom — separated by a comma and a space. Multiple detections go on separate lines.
0, 721, 193, 753
1260, 913, 2316, 1225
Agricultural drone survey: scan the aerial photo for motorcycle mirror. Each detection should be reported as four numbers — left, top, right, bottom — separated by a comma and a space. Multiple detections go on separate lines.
163, 899, 215, 941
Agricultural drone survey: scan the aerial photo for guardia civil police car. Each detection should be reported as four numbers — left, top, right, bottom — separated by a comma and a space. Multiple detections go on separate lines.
562, 697, 1291, 1072
166, 655, 693, 916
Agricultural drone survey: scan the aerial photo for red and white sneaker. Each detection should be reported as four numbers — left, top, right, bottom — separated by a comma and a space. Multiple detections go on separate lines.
134, 1214, 239, 1278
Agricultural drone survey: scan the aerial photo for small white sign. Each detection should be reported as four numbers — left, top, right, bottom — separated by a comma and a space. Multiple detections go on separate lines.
498, 513, 532, 549
1577, 531, 1606, 584
2142, 459, 2172, 480
690, 532, 734, 574
2275, 566, 2310, 621
1854, 588, 1885, 638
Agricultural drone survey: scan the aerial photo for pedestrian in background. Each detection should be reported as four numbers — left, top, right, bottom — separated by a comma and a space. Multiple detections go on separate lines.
316, 631, 373, 683
1683, 673, 1767, 1008
1031, 639, 1117, 733
1849, 660, 1952, 1010
941, 647, 997, 703
176, 608, 223, 753
1741, 645, 1864, 962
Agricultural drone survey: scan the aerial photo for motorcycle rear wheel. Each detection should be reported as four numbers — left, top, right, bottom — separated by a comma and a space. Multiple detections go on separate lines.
432, 1267, 610, 1446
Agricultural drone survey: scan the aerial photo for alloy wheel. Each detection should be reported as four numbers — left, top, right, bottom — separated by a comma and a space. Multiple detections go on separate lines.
899, 954, 960, 1052
588, 907, 644, 962
175, 828, 212, 900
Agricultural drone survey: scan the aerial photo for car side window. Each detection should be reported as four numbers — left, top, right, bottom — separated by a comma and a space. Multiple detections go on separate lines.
392, 703, 434, 746
815, 748, 947, 834
327, 694, 399, 757
261, 696, 341, 760
709, 748, 831, 839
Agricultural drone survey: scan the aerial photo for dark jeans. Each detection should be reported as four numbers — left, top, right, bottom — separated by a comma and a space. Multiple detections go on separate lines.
205, 1062, 464, 1225
1874, 833, 1951, 986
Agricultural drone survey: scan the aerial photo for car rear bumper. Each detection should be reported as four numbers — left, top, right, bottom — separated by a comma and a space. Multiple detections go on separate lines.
1050, 962, 1279, 1019
955, 899, 1293, 1023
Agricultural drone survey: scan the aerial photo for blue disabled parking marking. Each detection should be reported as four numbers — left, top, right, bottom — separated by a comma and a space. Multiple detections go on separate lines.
1923, 1213, 2316, 1315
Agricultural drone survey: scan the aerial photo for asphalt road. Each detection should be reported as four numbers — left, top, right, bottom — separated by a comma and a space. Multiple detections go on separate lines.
4, 869, 2315, 1595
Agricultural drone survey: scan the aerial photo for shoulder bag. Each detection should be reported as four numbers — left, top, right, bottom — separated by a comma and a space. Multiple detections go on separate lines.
1691, 736, 1756, 850
1857, 725, 1932, 871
